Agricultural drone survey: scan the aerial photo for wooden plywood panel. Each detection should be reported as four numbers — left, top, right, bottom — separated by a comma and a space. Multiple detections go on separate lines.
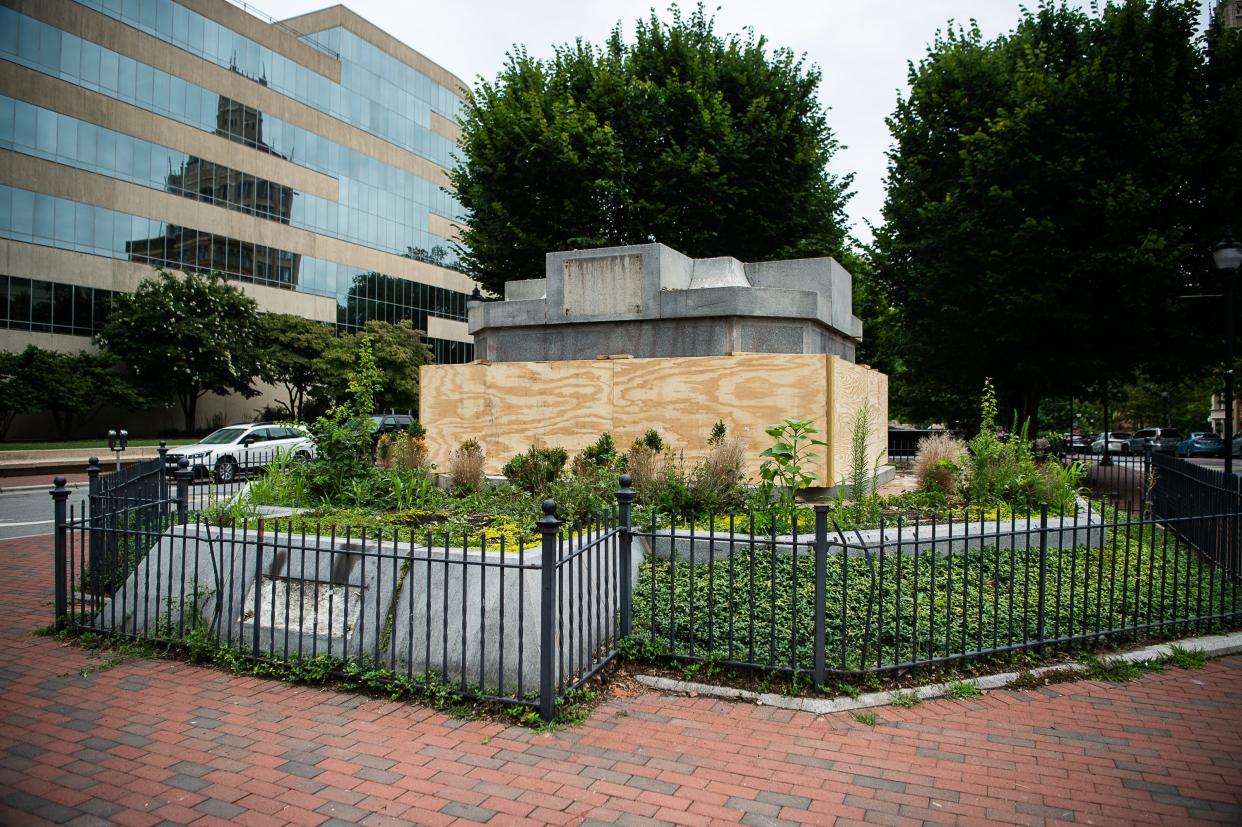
610, 353, 831, 480
421, 360, 615, 475
828, 358, 890, 485
422, 353, 886, 484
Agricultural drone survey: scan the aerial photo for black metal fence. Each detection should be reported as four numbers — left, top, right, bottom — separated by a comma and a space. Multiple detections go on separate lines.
52, 463, 626, 722
888, 428, 964, 466
1151, 452, 1242, 577
630, 500, 1239, 682
51, 452, 1242, 715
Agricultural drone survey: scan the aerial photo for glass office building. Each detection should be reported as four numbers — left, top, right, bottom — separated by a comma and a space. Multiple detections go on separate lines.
0, 0, 476, 374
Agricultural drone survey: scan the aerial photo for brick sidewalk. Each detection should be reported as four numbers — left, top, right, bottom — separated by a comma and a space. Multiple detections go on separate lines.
1, 535, 1240, 826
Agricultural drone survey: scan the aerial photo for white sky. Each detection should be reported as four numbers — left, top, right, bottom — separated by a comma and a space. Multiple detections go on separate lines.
255, 0, 1217, 245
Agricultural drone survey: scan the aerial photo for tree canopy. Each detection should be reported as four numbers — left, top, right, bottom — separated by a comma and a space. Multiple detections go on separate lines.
19, 347, 146, 437
256, 313, 333, 421
870, 0, 1241, 428
97, 270, 261, 431
450, 3, 852, 293
314, 320, 432, 415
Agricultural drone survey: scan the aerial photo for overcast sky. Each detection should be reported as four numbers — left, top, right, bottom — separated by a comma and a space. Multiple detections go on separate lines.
257, 0, 1216, 245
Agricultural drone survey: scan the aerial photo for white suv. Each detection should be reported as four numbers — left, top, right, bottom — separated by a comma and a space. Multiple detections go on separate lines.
165, 423, 314, 482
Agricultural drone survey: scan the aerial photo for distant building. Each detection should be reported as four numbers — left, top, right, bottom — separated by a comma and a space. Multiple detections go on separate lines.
1208, 392, 1240, 438
0, 0, 476, 433
1218, 0, 1242, 29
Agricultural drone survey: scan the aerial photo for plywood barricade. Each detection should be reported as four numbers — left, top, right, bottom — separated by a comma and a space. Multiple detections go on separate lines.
420, 353, 888, 486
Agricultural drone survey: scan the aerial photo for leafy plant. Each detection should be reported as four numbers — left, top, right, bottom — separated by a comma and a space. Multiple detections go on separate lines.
577, 432, 618, 468
709, 420, 728, 446
847, 401, 884, 505
1161, 644, 1206, 669
889, 689, 921, 708
853, 711, 878, 726
946, 680, 982, 699
502, 446, 569, 495
759, 418, 826, 524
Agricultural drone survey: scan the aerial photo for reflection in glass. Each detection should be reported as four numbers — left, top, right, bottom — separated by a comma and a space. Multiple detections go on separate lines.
0, 275, 114, 336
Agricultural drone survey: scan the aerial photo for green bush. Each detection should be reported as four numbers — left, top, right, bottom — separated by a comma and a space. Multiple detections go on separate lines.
502, 445, 569, 495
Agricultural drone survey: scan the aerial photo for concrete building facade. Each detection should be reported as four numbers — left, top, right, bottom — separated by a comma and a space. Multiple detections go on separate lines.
0, 0, 476, 434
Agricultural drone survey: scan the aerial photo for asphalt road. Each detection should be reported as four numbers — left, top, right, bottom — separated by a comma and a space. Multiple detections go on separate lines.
0, 486, 88, 540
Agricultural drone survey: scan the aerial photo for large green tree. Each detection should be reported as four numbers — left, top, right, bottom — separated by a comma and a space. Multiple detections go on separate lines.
450, 3, 852, 293
871, 0, 1241, 429
256, 313, 332, 421
97, 270, 262, 431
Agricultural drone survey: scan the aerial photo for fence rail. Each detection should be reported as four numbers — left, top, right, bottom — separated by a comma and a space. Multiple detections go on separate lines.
51, 452, 1242, 718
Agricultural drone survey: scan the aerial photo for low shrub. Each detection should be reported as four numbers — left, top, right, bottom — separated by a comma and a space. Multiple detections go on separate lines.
449, 439, 486, 492
375, 433, 429, 471
502, 446, 569, 495
687, 435, 747, 514
914, 432, 967, 497
574, 432, 617, 472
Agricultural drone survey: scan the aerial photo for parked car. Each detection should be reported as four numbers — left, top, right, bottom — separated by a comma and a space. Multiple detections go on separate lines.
165, 423, 314, 482
1061, 432, 1093, 454
1128, 427, 1181, 454
1175, 432, 1225, 458
370, 414, 416, 441
1091, 432, 1131, 454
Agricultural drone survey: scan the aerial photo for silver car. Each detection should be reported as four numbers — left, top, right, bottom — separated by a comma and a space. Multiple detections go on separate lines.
1128, 427, 1181, 454
1090, 432, 1131, 454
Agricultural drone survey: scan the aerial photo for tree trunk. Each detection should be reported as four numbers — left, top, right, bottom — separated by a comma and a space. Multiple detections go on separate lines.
180, 391, 201, 435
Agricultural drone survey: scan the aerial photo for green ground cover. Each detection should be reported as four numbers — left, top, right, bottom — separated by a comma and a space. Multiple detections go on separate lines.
630, 523, 1238, 672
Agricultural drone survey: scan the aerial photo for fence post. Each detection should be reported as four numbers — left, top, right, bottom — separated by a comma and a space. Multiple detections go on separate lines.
50, 476, 70, 630
538, 499, 562, 723
157, 440, 168, 502
1036, 503, 1049, 654
175, 458, 192, 525
85, 457, 101, 596
813, 505, 829, 688
616, 474, 636, 638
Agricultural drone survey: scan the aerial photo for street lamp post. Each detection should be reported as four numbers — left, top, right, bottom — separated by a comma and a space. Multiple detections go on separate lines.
1161, 390, 1169, 427
1214, 229, 1242, 477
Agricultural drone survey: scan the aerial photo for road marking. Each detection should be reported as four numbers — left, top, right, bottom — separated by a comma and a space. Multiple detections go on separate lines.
0, 520, 53, 526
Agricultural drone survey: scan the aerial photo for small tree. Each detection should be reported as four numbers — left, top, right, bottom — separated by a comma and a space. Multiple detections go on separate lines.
0, 351, 38, 439
256, 313, 332, 421
20, 347, 146, 438
314, 320, 432, 413
97, 270, 261, 432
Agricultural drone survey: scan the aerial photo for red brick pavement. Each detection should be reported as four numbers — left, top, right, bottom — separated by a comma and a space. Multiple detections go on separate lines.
1, 534, 1240, 826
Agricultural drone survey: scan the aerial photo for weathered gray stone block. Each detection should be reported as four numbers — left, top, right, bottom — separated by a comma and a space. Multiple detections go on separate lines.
469, 243, 865, 363
388, 529, 622, 693
92, 524, 399, 662
638, 504, 1106, 564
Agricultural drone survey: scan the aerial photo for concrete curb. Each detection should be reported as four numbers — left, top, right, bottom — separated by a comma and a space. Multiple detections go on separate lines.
634, 630, 1242, 715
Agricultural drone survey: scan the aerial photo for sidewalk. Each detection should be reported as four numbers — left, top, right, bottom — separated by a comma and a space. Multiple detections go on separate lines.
1, 534, 1240, 826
